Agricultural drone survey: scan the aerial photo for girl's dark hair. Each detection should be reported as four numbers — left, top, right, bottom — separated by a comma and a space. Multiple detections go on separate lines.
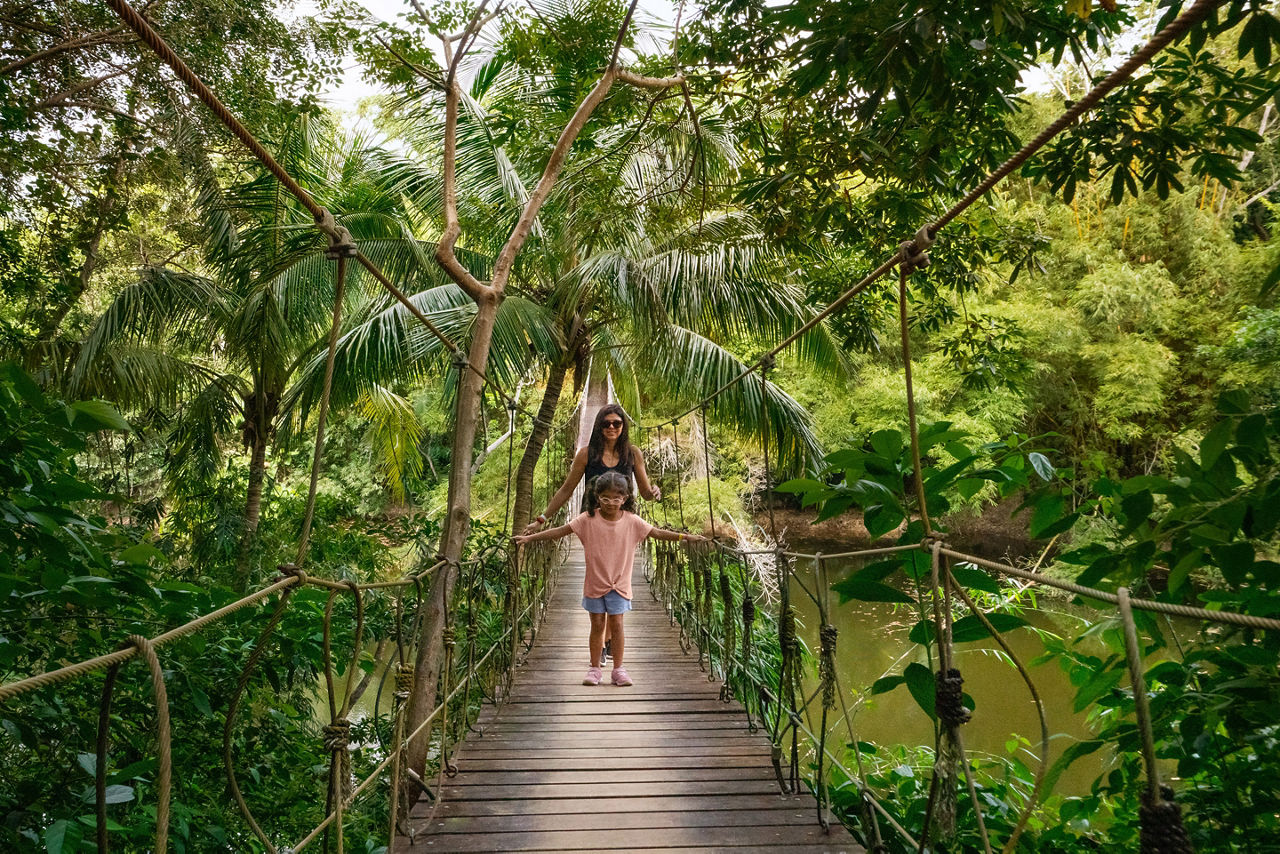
586, 471, 636, 516
587, 403, 632, 469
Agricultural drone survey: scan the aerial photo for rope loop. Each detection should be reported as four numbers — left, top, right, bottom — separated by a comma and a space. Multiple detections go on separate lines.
742, 594, 756, 625
1139, 786, 1194, 854
450, 349, 469, 370
760, 353, 775, 372
315, 208, 357, 258
718, 568, 732, 602
442, 626, 457, 649
323, 719, 351, 752
935, 667, 971, 728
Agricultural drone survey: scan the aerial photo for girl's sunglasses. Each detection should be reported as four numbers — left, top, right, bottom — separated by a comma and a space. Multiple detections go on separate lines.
597, 494, 626, 504
602, 419, 624, 428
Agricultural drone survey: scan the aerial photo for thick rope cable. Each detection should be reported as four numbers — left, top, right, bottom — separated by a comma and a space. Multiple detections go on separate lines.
0, 575, 298, 702
938, 547, 1280, 631
898, 266, 933, 535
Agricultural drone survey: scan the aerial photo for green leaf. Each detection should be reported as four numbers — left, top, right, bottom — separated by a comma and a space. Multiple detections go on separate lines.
1030, 495, 1065, 538
67, 401, 131, 432
957, 478, 985, 500
82, 784, 134, 805
119, 543, 165, 565
869, 430, 902, 461
1041, 740, 1105, 799
1199, 419, 1235, 468
950, 613, 1030, 643
1210, 542, 1255, 585
949, 565, 1000, 594
1028, 452, 1055, 482
904, 662, 936, 721
871, 675, 905, 695
776, 477, 825, 495
831, 577, 914, 604
45, 819, 68, 854
864, 504, 904, 539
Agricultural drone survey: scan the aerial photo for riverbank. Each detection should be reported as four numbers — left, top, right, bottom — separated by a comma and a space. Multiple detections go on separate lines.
755, 498, 1046, 564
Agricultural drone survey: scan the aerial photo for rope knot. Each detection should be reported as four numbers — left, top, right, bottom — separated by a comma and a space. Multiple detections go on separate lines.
718, 569, 732, 602
760, 353, 775, 371
394, 663, 414, 699
935, 667, 971, 728
898, 236, 931, 275
779, 604, 796, 649
819, 623, 838, 709
323, 719, 351, 752
742, 594, 756, 625
315, 208, 357, 258
451, 349, 469, 370
441, 627, 456, 649
277, 563, 308, 585
1139, 786, 1194, 854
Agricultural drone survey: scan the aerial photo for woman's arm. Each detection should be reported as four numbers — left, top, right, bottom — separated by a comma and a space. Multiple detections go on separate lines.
521, 448, 588, 535
514, 523, 573, 545
649, 527, 708, 543
631, 446, 661, 501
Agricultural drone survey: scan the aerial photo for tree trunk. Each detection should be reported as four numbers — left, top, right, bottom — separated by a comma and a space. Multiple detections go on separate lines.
403, 291, 500, 783
511, 358, 570, 534
233, 387, 278, 593
233, 424, 269, 593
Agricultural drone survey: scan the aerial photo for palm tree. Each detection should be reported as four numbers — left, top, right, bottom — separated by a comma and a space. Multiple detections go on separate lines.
69, 117, 454, 590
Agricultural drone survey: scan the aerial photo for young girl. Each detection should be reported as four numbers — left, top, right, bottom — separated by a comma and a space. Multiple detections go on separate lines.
515, 471, 705, 687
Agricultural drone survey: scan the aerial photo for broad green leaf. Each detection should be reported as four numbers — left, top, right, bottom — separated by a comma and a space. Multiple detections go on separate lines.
67, 400, 131, 432
950, 612, 1030, 643
871, 675, 905, 695
832, 577, 914, 604
904, 662, 936, 721
869, 430, 902, 460
864, 504, 904, 539
45, 819, 68, 854
1199, 419, 1234, 468
949, 565, 1000, 594
1028, 452, 1056, 482
1030, 495, 1065, 538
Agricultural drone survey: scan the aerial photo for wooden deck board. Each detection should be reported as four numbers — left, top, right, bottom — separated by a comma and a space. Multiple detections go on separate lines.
400, 545, 862, 852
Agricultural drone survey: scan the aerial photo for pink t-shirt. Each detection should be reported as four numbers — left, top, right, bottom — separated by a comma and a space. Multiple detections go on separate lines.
568, 511, 654, 600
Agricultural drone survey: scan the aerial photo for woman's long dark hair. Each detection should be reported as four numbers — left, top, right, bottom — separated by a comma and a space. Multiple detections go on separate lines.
587, 403, 632, 468
585, 471, 636, 516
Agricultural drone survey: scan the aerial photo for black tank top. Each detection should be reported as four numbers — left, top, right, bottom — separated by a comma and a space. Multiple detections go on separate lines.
582, 449, 634, 510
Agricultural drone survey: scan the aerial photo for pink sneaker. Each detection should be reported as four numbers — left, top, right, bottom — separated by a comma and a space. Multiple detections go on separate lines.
582, 666, 602, 686
611, 667, 633, 687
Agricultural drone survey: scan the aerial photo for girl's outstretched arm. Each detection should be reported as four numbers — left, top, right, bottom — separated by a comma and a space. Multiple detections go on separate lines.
514, 523, 573, 545
521, 448, 589, 535
649, 527, 708, 543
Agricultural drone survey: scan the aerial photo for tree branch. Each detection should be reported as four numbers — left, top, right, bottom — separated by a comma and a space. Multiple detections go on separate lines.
1, 28, 128, 76
33, 64, 136, 109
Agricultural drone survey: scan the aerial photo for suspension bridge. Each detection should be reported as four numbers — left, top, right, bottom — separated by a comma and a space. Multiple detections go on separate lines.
4, 0, 1276, 851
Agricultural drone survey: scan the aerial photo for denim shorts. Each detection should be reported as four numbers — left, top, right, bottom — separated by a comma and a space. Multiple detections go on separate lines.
582, 590, 632, 615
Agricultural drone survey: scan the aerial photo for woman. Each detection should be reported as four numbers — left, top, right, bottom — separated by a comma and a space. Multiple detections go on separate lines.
521, 403, 661, 536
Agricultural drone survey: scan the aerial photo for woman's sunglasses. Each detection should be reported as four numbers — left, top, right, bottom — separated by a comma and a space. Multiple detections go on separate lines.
602, 419, 624, 428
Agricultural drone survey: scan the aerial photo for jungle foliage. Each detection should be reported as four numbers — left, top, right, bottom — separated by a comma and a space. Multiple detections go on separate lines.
2, 0, 1279, 849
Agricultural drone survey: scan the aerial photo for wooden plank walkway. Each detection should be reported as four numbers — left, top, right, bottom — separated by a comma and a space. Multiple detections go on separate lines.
402, 544, 862, 852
